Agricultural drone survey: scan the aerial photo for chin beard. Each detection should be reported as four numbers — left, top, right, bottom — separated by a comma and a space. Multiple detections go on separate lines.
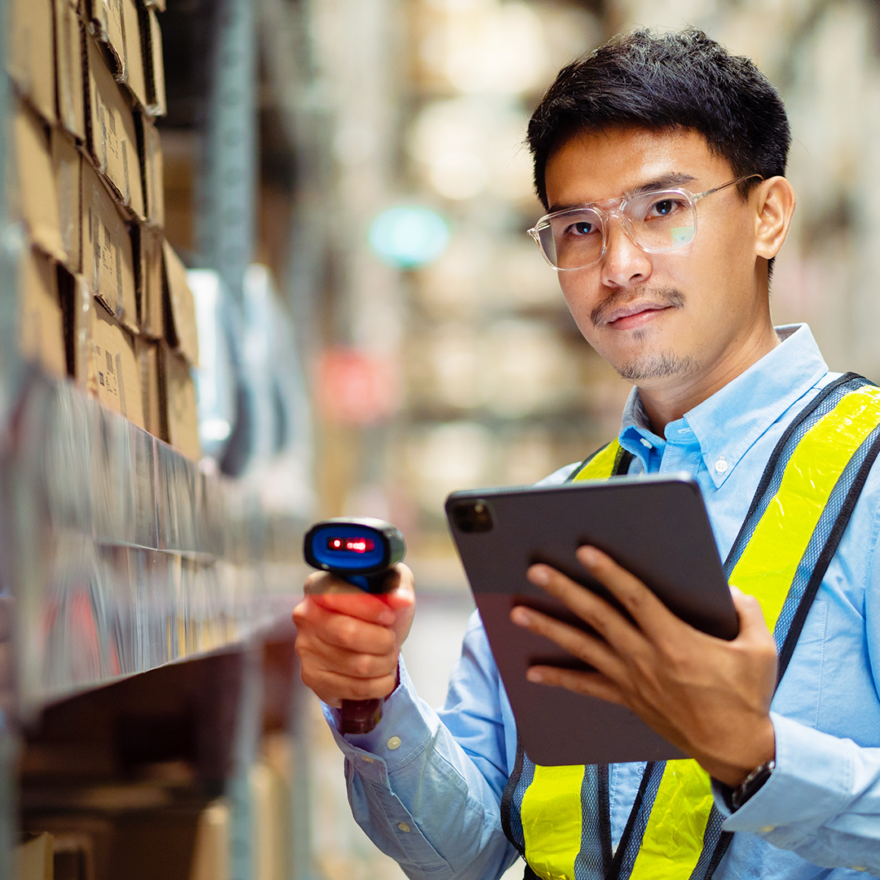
616, 346, 700, 382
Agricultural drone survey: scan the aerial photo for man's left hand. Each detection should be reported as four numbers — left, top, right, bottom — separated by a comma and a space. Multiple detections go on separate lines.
510, 545, 778, 787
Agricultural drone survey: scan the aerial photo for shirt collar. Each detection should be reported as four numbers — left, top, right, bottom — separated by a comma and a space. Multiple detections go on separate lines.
618, 324, 829, 487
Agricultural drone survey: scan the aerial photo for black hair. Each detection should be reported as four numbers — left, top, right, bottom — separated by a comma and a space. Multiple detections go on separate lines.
528, 28, 791, 209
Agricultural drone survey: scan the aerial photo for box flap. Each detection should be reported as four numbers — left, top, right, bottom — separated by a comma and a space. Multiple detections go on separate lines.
85, 34, 145, 219
136, 336, 162, 438
161, 343, 201, 460
81, 160, 137, 331
140, 114, 165, 228
86, 299, 146, 429
86, 0, 126, 74
143, 8, 167, 118
6, 0, 56, 123
52, 127, 82, 273
163, 241, 199, 366
18, 242, 66, 379
137, 225, 164, 338
11, 100, 66, 261
120, 0, 149, 109
55, 0, 87, 141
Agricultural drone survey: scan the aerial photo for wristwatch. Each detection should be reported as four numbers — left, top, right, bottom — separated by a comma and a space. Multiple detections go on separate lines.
730, 759, 776, 811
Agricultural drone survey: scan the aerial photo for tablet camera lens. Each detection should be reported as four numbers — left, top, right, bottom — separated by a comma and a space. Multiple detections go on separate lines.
451, 500, 494, 533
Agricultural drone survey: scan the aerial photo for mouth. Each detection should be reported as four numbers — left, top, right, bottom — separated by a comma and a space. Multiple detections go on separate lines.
603, 302, 673, 329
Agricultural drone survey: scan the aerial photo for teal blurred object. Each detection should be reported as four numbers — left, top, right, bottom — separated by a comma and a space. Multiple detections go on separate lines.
368, 205, 450, 269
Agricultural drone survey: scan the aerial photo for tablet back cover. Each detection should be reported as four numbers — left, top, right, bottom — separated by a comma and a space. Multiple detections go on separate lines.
446, 477, 736, 766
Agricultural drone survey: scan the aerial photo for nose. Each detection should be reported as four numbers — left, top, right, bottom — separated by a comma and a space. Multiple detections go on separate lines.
599, 214, 653, 288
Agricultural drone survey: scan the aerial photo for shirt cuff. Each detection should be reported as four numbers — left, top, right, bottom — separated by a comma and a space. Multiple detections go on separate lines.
717, 712, 852, 834
322, 656, 440, 780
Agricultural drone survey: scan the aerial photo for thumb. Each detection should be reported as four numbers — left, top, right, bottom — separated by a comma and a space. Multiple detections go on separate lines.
383, 563, 415, 611
729, 585, 773, 641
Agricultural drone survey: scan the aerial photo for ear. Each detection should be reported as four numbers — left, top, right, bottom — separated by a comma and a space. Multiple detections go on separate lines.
754, 177, 796, 260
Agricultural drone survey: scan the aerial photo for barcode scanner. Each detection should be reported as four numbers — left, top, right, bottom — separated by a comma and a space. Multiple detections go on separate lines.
303, 517, 406, 734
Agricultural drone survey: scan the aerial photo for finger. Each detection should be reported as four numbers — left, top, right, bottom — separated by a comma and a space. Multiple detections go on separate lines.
295, 618, 399, 675
574, 546, 682, 640
300, 662, 399, 706
526, 560, 645, 653
510, 604, 626, 681
308, 589, 398, 626
525, 664, 626, 707
294, 598, 398, 656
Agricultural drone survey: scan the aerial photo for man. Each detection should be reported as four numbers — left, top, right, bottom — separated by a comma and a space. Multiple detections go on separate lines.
294, 28, 880, 879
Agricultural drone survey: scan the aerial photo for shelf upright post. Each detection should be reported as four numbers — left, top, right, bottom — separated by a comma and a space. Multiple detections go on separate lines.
195, 0, 258, 310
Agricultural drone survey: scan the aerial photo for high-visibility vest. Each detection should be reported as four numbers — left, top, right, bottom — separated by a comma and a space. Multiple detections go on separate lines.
501, 373, 880, 880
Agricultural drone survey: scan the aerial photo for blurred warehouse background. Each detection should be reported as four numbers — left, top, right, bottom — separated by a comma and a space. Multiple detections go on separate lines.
2, 0, 880, 879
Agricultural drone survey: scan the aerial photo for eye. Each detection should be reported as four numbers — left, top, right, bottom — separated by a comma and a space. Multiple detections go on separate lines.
567, 220, 596, 237
645, 196, 687, 218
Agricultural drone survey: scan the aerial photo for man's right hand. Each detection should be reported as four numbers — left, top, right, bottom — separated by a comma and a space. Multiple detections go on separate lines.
293, 564, 416, 708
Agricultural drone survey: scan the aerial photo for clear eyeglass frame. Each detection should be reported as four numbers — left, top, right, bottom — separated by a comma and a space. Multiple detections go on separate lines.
528, 174, 763, 271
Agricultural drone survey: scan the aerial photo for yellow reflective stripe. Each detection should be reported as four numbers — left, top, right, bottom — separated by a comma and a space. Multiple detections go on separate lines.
729, 385, 880, 628
628, 386, 880, 879
572, 440, 622, 482
629, 761, 714, 878
521, 764, 585, 880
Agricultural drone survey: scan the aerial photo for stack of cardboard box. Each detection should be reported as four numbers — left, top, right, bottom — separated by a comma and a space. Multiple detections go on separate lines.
6, 0, 201, 461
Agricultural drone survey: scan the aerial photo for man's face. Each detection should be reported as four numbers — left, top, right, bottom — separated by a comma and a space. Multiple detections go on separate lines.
544, 127, 769, 395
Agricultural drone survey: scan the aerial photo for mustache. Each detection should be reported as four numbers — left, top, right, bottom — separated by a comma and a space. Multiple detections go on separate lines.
590, 288, 685, 327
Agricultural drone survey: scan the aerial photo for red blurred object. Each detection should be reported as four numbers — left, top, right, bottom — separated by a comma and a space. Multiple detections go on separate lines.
317, 348, 399, 425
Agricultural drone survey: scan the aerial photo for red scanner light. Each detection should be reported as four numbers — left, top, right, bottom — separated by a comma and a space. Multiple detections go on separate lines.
327, 536, 376, 554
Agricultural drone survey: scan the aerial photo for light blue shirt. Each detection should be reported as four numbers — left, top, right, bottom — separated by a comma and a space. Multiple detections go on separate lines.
324, 325, 880, 879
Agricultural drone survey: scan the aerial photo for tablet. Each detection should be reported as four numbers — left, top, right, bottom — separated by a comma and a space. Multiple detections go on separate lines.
445, 474, 737, 766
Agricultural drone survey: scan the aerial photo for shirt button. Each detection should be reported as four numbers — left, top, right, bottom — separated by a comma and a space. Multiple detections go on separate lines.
640, 438, 652, 449
359, 754, 374, 764
398, 822, 411, 833
714, 458, 729, 474
387, 736, 402, 750
759, 825, 775, 833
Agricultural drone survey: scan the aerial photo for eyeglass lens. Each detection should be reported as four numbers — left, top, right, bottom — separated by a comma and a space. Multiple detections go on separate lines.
537, 190, 698, 270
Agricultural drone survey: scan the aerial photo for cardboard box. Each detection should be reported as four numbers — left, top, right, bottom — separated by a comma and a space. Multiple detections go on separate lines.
163, 242, 199, 366
85, 34, 145, 219
6, 0, 56, 123
81, 160, 137, 330
161, 343, 201, 460
15, 831, 54, 880
10, 99, 65, 261
137, 225, 164, 338
136, 336, 161, 438
53, 128, 83, 273
85, 295, 146, 429
19, 243, 67, 379
87, 0, 126, 74
119, 0, 149, 109
139, 114, 166, 228
143, 7, 167, 118
55, 0, 87, 141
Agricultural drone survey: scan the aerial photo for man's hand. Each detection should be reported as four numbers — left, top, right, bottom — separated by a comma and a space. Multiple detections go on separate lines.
510, 546, 777, 787
293, 564, 415, 708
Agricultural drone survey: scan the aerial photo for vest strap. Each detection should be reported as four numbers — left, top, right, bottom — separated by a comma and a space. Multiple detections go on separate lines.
505, 375, 880, 880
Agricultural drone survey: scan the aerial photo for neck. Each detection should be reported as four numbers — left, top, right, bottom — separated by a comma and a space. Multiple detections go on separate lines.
638, 320, 781, 433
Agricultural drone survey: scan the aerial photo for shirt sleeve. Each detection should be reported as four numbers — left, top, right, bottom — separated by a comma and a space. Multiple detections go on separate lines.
715, 714, 880, 874
322, 612, 521, 880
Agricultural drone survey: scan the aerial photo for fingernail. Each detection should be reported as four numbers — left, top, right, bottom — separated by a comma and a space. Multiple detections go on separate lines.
580, 547, 598, 567
529, 566, 549, 586
511, 607, 532, 626
527, 668, 543, 683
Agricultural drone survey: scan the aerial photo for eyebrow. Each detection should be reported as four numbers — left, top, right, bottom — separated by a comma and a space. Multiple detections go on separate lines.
547, 172, 698, 213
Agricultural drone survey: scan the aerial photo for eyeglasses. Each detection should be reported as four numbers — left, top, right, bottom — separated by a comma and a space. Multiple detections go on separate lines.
528, 174, 762, 271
